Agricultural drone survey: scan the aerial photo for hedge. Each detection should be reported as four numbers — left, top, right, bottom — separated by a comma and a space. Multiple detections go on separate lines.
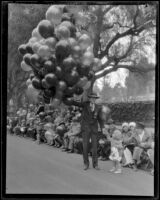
104, 100, 155, 127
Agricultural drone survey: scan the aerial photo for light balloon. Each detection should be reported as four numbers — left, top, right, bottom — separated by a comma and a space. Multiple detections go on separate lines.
26, 78, 32, 86
32, 42, 41, 53
75, 12, 87, 26
21, 60, 32, 71
27, 84, 40, 102
82, 51, 94, 65
78, 34, 92, 51
44, 37, 57, 50
37, 45, 51, 59
92, 58, 102, 72
46, 5, 62, 26
28, 37, 38, 46
32, 27, 43, 40
68, 37, 77, 47
60, 21, 76, 38
55, 25, 70, 39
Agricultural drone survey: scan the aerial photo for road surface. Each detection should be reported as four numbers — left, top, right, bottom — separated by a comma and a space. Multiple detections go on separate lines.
6, 134, 154, 195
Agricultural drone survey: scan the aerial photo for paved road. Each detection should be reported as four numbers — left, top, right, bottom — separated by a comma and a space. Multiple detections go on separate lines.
6, 134, 154, 195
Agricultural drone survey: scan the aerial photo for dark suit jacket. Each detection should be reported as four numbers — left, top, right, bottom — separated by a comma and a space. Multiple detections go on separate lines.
72, 100, 104, 134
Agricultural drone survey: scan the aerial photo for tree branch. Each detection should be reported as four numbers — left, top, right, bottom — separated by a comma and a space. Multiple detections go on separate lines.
100, 19, 155, 58
95, 63, 155, 80
93, 7, 103, 57
133, 5, 139, 27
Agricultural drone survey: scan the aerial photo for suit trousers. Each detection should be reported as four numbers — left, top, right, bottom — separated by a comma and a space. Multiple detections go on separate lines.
82, 129, 98, 167
133, 146, 144, 162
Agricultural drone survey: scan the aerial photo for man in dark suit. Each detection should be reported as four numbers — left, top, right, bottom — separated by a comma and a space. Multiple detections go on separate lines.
72, 92, 109, 170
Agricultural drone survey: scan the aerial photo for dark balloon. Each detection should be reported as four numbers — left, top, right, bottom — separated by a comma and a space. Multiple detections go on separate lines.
18, 44, 27, 55
71, 45, 82, 58
62, 56, 76, 72
64, 86, 76, 97
60, 21, 76, 37
45, 73, 58, 87
38, 67, 48, 78
64, 70, 80, 86
63, 97, 74, 106
55, 66, 63, 79
49, 55, 57, 65
38, 20, 54, 39
44, 87, 56, 98
23, 53, 32, 67
74, 86, 84, 95
55, 40, 71, 64
77, 64, 90, 77
31, 54, 42, 68
44, 60, 56, 73
44, 98, 50, 104
57, 81, 67, 91
26, 44, 34, 54
55, 90, 63, 99
32, 77, 42, 90
42, 78, 50, 89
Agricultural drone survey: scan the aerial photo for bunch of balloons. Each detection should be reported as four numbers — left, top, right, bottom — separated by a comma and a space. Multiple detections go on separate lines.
18, 5, 102, 107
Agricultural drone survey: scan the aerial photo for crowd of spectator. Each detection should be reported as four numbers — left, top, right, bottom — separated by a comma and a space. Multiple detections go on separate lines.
7, 103, 154, 176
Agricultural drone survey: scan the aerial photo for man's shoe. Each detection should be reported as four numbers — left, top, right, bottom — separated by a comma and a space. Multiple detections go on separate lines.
67, 150, 74, 153
83, 165, 89, 170
61, 148, 69, 152
93, 166, 100, 170
101, 157, 107, 161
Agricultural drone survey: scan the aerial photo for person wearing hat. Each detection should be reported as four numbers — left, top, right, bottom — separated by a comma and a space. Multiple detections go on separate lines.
121, 122, 135, 167
132, 122, 152, 171
71, 92, 107, 170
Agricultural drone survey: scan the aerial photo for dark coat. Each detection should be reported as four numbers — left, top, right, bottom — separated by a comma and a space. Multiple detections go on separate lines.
72, 101, 104, 134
